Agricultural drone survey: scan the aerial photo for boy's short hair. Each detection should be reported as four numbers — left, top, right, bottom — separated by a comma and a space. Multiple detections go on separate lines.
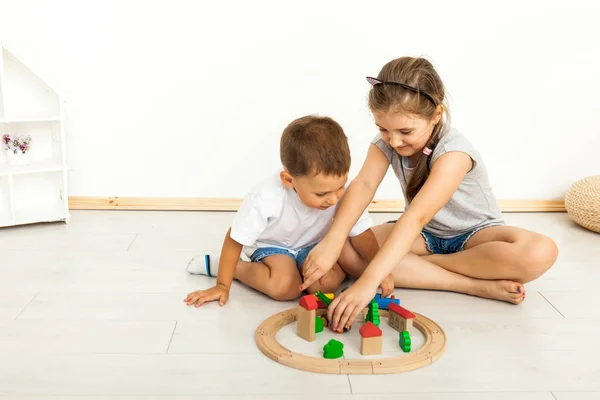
280, 115, 350, 177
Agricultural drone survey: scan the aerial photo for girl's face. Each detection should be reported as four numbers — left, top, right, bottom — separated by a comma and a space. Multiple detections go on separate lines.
373, 110, 440, 158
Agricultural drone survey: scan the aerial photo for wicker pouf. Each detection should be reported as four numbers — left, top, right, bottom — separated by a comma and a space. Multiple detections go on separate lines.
565, 175, 600, 233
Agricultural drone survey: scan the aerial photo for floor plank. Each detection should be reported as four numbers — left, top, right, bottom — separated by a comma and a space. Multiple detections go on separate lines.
0, 320, 175, 354
0, 354, 351, 396
0, 393, 558, 400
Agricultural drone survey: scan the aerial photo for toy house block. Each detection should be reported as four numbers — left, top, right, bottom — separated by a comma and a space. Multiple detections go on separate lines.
388, 303, 416, 334
297, 295, 317, 341
299, 294, 318, 310
359, 321, 382, 356
361, 336, 382, 355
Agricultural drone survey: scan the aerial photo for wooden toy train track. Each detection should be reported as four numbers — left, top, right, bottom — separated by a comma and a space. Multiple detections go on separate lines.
255, 307, 446, 374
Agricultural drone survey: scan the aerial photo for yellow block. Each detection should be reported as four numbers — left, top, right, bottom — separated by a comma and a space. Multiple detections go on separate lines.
314, 293, 334, 300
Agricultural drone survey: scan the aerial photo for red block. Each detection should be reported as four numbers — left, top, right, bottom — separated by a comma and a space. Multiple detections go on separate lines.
388, 303, 415, 319
359, 321, 382, 338
299, 294, 318, 310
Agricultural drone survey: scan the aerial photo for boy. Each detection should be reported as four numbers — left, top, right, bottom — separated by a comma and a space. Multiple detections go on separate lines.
184, 115, 391, 308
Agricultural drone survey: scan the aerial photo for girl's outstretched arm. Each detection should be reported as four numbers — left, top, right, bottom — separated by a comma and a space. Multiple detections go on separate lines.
300, 144, 389, 290
327, 151, 473, 331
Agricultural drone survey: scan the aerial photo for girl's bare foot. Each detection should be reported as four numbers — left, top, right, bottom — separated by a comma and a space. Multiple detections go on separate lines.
468, 279, 525, 305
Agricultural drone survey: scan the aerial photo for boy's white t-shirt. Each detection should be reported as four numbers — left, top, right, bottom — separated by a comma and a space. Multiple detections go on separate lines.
230, 172, 374, 258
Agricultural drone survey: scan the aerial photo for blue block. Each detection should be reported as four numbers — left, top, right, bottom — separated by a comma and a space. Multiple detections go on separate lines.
374, 293, 400, 310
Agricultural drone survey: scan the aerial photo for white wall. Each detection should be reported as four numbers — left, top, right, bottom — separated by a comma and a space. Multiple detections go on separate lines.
0, 0, 598, 200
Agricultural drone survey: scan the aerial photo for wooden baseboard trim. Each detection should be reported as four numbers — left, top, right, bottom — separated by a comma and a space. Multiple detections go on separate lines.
68, 197, 566, 213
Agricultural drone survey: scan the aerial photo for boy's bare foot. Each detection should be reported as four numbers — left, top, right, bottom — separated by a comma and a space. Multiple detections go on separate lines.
468, 280, 525, 305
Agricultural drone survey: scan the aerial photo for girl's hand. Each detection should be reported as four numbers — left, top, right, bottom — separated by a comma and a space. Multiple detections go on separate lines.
300, 239, 343, 291
327, 279, 378, 332
379, 273, 395, 298
184, 284, 230, 307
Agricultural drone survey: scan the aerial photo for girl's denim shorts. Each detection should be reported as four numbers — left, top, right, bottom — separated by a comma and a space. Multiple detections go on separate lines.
419, 229, 478, 254
387, 220, 487, 255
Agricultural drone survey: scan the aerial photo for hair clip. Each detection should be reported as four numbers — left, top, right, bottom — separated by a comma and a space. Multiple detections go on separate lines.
422, 147, 432, 156
366, 76, 437, 106
366, 77, 383, 86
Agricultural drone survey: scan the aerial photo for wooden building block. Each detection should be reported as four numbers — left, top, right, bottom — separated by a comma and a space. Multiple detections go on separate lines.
388, 303, 415, 334
359, 321, 382, 338
297, 306, 316, 342
314, 291, 332, 307
373, 293, 400, 310
315, 315, 324, 333
360, 336, 382, 356
323, 339, 344, 359
299, 294, 318, 310
388, 311, 402, 332
399, 330, 411, 352
388, 303, 416, 319
314, 292, 334, 301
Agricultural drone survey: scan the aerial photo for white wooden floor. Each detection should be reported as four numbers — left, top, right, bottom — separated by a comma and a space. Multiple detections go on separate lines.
0, 210, 599, 399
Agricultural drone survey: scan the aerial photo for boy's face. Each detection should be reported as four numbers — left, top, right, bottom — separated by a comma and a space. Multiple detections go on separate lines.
281, 171, 348, 210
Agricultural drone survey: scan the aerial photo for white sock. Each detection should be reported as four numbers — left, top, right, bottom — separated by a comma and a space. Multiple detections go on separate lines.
186, 254, 220, 277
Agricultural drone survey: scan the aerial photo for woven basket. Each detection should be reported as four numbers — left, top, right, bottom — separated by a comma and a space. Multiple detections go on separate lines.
565, 175, 600, 233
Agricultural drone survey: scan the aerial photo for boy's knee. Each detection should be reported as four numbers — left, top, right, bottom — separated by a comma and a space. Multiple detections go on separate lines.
267, 281, 302, 301
317, 281, 342, 294
337, 240, 368, 275
305, 265, 346, 294
320, 273, 346, 293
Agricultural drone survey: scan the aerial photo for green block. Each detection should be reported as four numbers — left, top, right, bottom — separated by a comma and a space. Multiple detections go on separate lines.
323, 339, 344, 359
314, 290, 332, 307
399, 331, 411, 352
315, 316, 324, 333
366, 299, 380, 326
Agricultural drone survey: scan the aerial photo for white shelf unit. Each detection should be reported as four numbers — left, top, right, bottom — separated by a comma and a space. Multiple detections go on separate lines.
0, 42, 70, 227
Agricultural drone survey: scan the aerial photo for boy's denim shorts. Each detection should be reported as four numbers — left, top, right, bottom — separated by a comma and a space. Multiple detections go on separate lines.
249, 243, 318, 270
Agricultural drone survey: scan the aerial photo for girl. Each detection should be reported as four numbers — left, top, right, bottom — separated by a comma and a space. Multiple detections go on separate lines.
300, 56, 558, 331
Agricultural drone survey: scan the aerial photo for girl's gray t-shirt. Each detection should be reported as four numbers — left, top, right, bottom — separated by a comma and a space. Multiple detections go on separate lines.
372, 128, 504, 238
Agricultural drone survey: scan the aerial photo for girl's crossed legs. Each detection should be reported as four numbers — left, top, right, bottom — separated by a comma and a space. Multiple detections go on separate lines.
338, 223, 558, 304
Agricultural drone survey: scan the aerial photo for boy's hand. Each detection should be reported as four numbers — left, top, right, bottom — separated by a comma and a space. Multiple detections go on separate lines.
184, 284, 230, 307
379, 273, 394, 298
300, 239, 342, 291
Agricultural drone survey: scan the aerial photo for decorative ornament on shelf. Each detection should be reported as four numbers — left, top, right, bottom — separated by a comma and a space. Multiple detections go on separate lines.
2, 132, 32, 166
